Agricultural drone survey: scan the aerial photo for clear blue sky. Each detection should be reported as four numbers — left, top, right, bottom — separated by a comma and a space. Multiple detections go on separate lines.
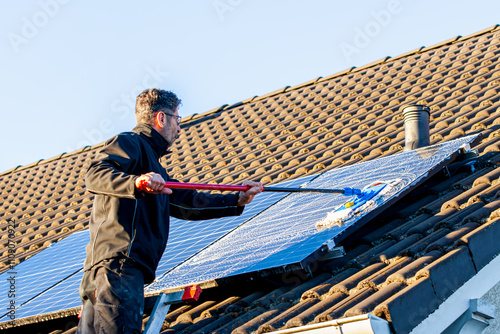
0, 0, 498, 173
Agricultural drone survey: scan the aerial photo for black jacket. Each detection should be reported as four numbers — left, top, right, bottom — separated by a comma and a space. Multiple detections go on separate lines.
83, 123, 243, 283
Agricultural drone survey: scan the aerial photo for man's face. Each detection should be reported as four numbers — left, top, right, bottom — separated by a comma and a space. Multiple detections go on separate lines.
159, 108, 181, 147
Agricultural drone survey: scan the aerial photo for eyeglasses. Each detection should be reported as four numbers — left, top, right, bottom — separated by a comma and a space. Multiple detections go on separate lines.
162, 112, 182, 125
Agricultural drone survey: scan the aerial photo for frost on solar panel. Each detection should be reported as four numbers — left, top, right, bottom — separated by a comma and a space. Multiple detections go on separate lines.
146, 134, 479, 293
12, 270, 83, 321
0, 230, 88, 321
155, 175, 316, 276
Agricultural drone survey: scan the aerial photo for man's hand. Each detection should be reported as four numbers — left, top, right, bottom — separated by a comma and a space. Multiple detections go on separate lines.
237, 180, 264, 206
135, 172, 172, 194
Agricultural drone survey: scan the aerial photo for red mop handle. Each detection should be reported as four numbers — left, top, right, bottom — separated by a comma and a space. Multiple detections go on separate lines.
137, 179, 249, 192
137, 179, 359, 195
163, 181, 249, 192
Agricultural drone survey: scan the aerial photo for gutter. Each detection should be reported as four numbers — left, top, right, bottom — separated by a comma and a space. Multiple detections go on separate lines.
270, 314, 391, 334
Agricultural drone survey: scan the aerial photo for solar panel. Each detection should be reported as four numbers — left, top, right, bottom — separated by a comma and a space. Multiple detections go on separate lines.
3, 177, 315, 322
12, 270, 83, 320
0, 230, 88, 321
145, 134, 479, 293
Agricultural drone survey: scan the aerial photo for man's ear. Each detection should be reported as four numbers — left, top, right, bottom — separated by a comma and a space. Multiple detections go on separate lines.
155, 112, 165, 128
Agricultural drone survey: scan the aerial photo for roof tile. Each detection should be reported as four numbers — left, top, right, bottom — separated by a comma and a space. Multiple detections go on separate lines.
441, 184, 489, 210
415, 246, 476, 302
378, 235, 423, 262
162, 320, 192, 333
425, 222, 480, 253
322, 246, 371, 273
276, 273, 332, 304
344, 281, 407, 318
257, 298, 320, 333
329, 263, 386, 295
175, 300, 217, 324
456, 216, 500, 270
373, 277, 437, 334
441, 202, 486, 226
283, 292, 347, 329
199, 296, 241, 319
351, 240, 396, 266
319, 287, 376, 322
472, 166, 500, 186
301, 269, 356, 301
225, 307, 268, 334
251, 287, 291, 309
386, 250, 443, 285
399, 228, 451, 258
401, 209, 456, 237
191, 312, 238, 334
357, 257, 413, 289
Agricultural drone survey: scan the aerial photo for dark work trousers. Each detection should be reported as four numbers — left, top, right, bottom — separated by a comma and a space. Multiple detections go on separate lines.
76, 258, 145, 334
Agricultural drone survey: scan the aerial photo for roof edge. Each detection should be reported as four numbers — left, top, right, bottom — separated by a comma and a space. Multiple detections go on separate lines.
180, 24, 499, 127
0, 145, 102, 178
0, 306, 80, 330
409, 253, 500, 333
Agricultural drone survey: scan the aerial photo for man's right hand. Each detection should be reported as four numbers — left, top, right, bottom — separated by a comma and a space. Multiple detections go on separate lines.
135, 172, 172, 194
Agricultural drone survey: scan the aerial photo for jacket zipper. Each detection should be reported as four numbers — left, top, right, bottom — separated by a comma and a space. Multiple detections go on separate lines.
127, 200, 139, 257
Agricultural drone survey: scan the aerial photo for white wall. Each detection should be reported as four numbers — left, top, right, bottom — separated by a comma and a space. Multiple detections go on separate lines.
482, 280, 500, 334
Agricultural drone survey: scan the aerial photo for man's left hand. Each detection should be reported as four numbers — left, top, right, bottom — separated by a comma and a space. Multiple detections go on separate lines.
237, 180, 264, 206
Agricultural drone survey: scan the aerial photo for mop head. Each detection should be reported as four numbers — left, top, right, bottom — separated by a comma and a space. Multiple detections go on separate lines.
315, 179, 403, 231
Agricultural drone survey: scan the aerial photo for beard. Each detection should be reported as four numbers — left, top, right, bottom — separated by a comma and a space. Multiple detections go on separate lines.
166, 132, 179, 147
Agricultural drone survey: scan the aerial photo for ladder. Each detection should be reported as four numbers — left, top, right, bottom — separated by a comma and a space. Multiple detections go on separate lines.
144, 285, 202, 334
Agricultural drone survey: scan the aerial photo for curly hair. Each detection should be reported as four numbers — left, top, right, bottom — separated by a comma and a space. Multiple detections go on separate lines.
135, 89, 182, 124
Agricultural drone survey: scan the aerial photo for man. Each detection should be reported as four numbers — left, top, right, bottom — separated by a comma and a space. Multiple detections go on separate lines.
77, 89, 263, 333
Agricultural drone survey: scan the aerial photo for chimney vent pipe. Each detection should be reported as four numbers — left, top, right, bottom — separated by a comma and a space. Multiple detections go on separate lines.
402, 105, 430, 151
